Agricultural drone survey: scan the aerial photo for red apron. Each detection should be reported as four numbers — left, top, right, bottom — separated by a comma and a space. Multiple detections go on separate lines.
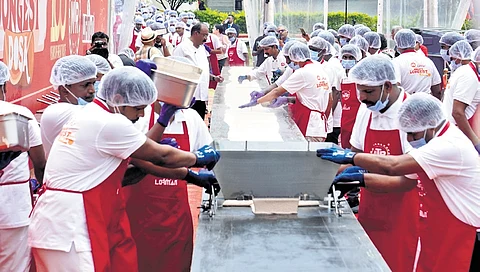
227, 40, 245, 67
169, 35, 183, 47
359, 108, 419, 272
130, 29, 141, 51
125, 111, 193, 272
416, 123, 476, 272
340, 81, 361, 149
206, 35, 221, 90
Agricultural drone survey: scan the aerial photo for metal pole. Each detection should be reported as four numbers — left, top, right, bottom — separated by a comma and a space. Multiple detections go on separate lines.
344, 0, 348, 24
324, 0, 328, 29
377, 0, 383, 33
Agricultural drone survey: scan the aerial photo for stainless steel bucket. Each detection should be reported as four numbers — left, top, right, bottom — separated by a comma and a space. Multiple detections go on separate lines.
0, 113, 30, 152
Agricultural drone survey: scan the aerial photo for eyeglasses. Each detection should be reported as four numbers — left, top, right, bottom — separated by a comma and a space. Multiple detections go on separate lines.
278, 29, 286, 32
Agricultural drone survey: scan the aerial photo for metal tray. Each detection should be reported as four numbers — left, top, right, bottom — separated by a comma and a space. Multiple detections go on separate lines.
0, 112, 31, 152
152, 70, 198, 108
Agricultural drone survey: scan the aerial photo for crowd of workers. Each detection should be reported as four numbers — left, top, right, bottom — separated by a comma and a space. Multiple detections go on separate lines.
0, 1, 480, 271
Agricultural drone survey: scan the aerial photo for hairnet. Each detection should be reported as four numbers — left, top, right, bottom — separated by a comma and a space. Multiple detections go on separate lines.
328, 29, 338, 39
313, 22, 325, 31
175, 22, 186, 29
310, 30, 321, 38
340, 44, 362, 61
308, 37, 330, 52
398, 92, 445, 133
135, 16, 144, 24
98, 66, 157, 107
349, 55, 397, 86
465, 29, 480, 43
289, 43, 311, 62
449, 40, 473, 60
317, 30, 335, 45
50, 55, 97, 89
415, 34, 424, 45
187, 12, 195, 18
259, 36, 279, 47
150, 22, 165, 31
363, 32, 381, 49
282, 40, 299, 57
169, 10, 178, 16
0, 62, 9, 85
265, 24, 277, 32
168, 19, 177, 25
179, 12, 188, 19
354, 26, 371, 37
474, 48, 480, 63
146, 19, 155, 28
439, 32, 464, 47
85, 54, 111, 75
118, 48, 135, 60
353, 24, 365, 29
394, 29, 416, 49
349, 35, 369, 53
225, 28, 237, 35
338, 24, 355, 39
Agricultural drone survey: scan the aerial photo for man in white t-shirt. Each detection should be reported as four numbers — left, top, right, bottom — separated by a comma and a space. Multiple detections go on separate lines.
0, 62, 46, 271
318, 93, 480, 272
29, 67, 221, 271
443, 42, 480, 153
392, 29, 442, 100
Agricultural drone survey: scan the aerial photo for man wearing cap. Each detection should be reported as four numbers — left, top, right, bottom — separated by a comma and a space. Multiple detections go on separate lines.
0, 61, 46, 272
226, 28, 248, 66
135, 27, 162, 61
331, 55, 419, 272
392, 29, 442, 100
150, 23, 173, 57
29, 67, 221, 271
318, 92, 480, 272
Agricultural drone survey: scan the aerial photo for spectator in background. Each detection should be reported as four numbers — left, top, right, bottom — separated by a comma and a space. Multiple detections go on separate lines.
118, 48, 136, 66
222, 14, 240, 36
277, 25, 290, 49
253, 24, 276, 68
213, 24, 229, 72
199, 0, 207, 10
226, 28, 249, 67
135, 27, 162, 61
415, 34, 429, 56
87, 31, 109, 59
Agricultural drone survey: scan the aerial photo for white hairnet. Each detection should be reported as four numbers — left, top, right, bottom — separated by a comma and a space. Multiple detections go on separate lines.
328, 29, 338, 38
317, 30, 335, 45
0, 62, 9, 85
465, 29, 480, 43
415, 34, 424, 45
439, 32, 464, 47
282, 40, 299, 57
259, 36, 279, 47
169, 10, 178, 16
340, 44, 362, 61
398, 92, 445, 133
289, 43, 311, 62
474, 48, 480, 62
363, 32, 381, 49
310, 30, 321, 38
146, 19, 155, 28
118, 48, 135, 60
85, 54, 111, 75
50, 55, 97, 89
150, 22, 165, 30
309, 37, 330, 51
313, 23, 325, 31
349, 35, 369, 53
98, 67, 157, 107
394, 29, 416, 49
175, 22, 186, 29
179, 12, 188, 19
338, 24, 355, 39
449, 40, 473, 60
353, 24, 365, 29
187, 12, 195, 18
135, 16, 145, 24
349, 55, 397, 86
168, 19, 177, 26
265, 24, 277, 32
225, 28, 237, 35
354, 26, 371, 37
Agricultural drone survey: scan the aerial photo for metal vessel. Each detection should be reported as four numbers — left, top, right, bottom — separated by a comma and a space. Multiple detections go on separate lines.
0, 113, 31, 152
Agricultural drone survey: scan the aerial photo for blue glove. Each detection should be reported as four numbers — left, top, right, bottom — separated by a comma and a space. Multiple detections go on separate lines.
193, 145, 221, 170
273, 68, 283, 76
0, 151, 22, 170
330, 166, 367, 196
184, 169, 221, 195
316, 147, 356, 165
238, 75, 248, 84
475, 143, 480, 155
136, 59, 157, 78
159, 138, 178, 148
238, 99, 258, 108
250, 91, 265, 100
268, 97, 288, 108
157, 103, 178, 127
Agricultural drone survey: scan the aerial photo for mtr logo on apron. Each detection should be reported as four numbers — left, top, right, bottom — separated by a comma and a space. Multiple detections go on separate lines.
369, 142, 391, 155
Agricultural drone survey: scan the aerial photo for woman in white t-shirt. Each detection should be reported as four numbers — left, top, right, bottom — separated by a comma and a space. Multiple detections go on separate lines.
213, 24, 229, 72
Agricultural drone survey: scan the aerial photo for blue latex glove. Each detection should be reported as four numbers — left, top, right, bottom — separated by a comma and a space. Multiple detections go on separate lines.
136, 59, 157, 78
250, 91, 265, 100
273, 68, 283, 76
475, 143, 480, 155
330, 166, 367, 196
193, 145, 221, 170
238, 75, 248, 84
316, 147, 356, 165
159, 138, 178, 148
184, 169, 221, 195
238, 99, 258, 109
0, 151, 22, 170
157, 103, 178, 127
268, 97, 288, 108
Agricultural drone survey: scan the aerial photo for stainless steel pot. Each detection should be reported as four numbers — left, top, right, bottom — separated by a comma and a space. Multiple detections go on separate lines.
0, 113, 30, 152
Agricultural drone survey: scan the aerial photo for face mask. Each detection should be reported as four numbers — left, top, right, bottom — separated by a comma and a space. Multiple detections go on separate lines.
450, 61, 461, 72
367, 85, 390, 112
63, 85, 89, 106
229, 37, 236, 43
168, 26, 175, 33
342, 59, 356, 70
187, 19, 193, 25
409, 131, 427, 149
93, 81, 100, 95
268, 32, 276, 37
440, 49, 450, 62
142, 14, 150, 20
310, 50, 319, 61
340, 38, 347, 46
288, 62, 300, 70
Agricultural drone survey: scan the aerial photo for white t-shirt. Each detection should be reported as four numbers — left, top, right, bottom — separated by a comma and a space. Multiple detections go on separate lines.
281, 62, 331, 137
227, 39, 248, 61
392, 52, 441, 94
350, 89, 411, 153
29, 100, 147, 252
173, 38, 210, 101
0, 101, 41, 229
249, 53, 287, 85
443, 64, 480, 123
40, 103, 81, 158
408, 124, 480, 227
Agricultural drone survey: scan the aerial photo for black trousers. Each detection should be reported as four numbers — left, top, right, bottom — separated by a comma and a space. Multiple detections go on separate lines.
191, 100, 207, 120
326, 127, 340, 145
218, 58, 227, 73
470, 233, 480, 271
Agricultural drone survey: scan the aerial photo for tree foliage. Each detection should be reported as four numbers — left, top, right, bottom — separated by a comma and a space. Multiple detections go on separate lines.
153, 0, 189, 11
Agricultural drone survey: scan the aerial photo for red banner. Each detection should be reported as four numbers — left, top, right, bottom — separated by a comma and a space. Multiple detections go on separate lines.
0, 0, 109, 113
